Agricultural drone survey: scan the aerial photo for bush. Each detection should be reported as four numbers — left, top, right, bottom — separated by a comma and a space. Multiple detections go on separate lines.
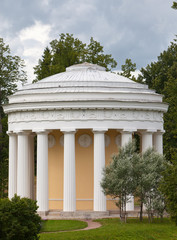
0, 195, 41, 240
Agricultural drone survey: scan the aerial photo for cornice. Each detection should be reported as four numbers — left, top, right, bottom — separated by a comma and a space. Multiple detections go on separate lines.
3, 100, 168, 114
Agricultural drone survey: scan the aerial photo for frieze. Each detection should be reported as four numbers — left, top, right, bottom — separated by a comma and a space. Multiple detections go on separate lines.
8, 109, 163, 123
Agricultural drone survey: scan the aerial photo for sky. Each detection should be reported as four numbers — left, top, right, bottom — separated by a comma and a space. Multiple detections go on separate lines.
0, 0, 177, 83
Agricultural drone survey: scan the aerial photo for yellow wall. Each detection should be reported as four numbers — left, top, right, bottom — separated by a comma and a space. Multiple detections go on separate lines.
48, 130, 63, 210
48, 129, 120, 211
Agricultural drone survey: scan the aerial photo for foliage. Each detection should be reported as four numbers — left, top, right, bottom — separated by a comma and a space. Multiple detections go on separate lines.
0, 195, 41, 240
0, 38, 27, 107
0, 116, 8, 198
172, 1, 177, 9
134, 148, 165, 221
34, 33, 117, 81
144, 189, 166, 222
40, 218, 177, 240
137, 39, 177, 162
160, 153, 177, 225
101, 141, 165, 222
0, 38, 27, 198
120, 58, 136, 80
101, 141, 138, 221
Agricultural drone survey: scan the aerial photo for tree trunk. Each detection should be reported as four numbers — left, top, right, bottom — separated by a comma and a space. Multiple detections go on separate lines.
140, 200, 143, 222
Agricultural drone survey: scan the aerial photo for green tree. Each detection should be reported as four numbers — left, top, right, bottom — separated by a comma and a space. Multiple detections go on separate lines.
120, 58, 136, 79
101, 141, 138, 222
101, 141, 165, 222
0, 38, 27, 198
85, 37, 117, 71
0, 117, 8, 198
134, 148, 165, 221
0, 195, 41, 240
34, 33, 117, 81
160, 153, 177, 224
137, 39, 177, 161
172, 1, 177, 9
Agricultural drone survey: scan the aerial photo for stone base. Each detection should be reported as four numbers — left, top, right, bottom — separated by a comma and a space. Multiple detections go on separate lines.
37, 211, 49, 218
47, 210, 110, 219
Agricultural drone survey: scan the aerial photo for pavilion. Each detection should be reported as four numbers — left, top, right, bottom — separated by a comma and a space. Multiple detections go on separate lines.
3, 62, 168, 216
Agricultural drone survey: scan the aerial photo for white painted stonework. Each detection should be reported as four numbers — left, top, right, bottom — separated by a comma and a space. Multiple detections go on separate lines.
4, 62, 168, 215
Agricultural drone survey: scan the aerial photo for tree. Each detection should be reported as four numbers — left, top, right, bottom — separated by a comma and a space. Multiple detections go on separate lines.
160, 153, 177, 225
172, 1, 177, 9
101, 141, 165, 222
137, 39, 177, 162
85, 37, 117, 71
134, 148, 165, 221
120, 58, 136, 79
101, 141, 138, 222
34, 33, 117, 81
0, 38, 27, 198
0, 195, 41, 240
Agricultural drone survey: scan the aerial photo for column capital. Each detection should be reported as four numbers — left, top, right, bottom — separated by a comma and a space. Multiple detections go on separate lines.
155, 130, 165, 134
61, 128, 76, 133
15, 130, 31, 135
93, 128, 108, 133
119, 128, 137, 134
140, 129, 156, 135
6, 131, 16, 136
34, 129, 50, 134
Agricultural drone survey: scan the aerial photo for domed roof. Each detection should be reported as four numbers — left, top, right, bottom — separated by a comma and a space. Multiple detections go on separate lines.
5, 62, 168, 113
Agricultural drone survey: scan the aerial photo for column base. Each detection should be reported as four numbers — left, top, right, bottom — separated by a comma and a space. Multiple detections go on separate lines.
37, 211, 49, 218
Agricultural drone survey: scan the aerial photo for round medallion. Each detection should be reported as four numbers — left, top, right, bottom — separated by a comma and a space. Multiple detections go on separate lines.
115, 134, 121, 147
60, 135, 64, 146
105, 134, 110, 147
48, 135, 56, 148
78, 134, 92, 147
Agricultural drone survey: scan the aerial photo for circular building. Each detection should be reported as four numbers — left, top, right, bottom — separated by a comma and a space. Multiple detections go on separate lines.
4, 62, 168, 216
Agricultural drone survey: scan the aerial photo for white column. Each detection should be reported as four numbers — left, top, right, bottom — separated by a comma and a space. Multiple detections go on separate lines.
121, 130, 134, 211
93, 129, 107, 211
29, 134, 35, 200
141, 130, 154, 211
8, 132, 17, 199
17, 131, 30, 198
62, 130, 76, 212
153, 131, 163, 154
141, 131, 153, 152
36, 131, 49, 212
121, 131, 133, 146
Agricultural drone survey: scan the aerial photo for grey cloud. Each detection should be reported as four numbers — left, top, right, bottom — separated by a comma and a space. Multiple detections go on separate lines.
0, 0, 177, 81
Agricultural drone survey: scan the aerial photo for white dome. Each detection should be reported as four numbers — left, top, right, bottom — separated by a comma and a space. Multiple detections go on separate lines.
4, 62, 168, 115
7, 63, 164, 105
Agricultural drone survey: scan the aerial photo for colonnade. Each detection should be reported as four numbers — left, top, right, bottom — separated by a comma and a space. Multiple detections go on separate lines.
7, 129, 163, 214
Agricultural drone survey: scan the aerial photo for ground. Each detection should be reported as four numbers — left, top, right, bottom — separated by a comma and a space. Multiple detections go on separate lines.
40, 218, 177, 240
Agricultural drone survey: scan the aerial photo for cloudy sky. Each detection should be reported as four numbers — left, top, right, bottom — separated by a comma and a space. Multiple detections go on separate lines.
0, 0, 177, 83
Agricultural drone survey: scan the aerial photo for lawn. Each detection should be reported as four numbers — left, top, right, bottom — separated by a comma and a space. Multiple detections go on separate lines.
40, 219, 87, 232
40, 218, 177, 240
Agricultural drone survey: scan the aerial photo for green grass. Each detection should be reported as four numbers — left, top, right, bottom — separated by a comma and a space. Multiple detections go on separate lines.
40, 219, 87, 232
39, 218, 177, 240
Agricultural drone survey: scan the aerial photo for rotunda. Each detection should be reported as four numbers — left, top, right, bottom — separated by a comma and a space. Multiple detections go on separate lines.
4, 62, 168, 216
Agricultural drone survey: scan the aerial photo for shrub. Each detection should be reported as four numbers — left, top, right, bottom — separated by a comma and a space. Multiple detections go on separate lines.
0, 195, 41, 240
